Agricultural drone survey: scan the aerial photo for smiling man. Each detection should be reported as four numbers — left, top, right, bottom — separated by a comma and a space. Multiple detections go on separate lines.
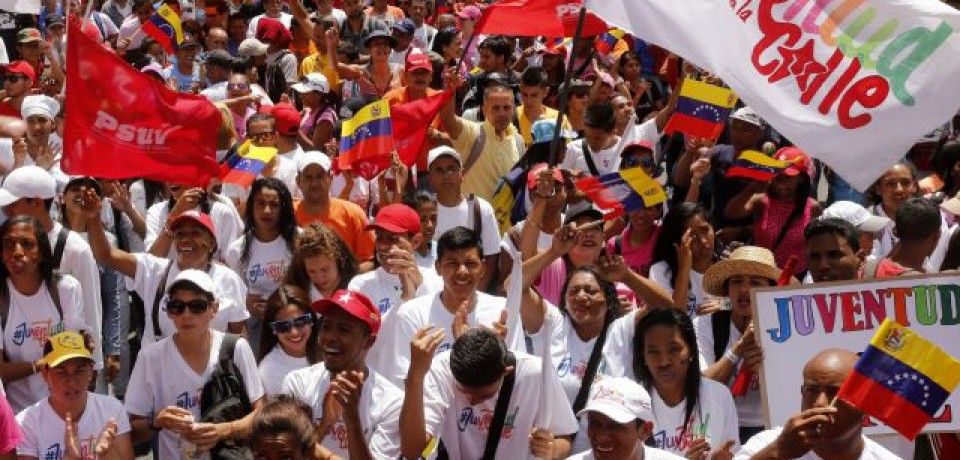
281, 290, 402, 460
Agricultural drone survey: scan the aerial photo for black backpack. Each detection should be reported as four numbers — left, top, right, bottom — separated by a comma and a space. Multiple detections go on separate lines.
200, 334, 254, 460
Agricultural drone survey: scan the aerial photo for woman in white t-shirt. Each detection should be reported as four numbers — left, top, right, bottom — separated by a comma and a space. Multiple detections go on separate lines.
0, 216, 88, 414
649, 203, 723, 318
633, 308, 740, 458
225, 178, 298, 352
17, 330, 133, 460
257, 285, 319, 396
284, 223, 357, 302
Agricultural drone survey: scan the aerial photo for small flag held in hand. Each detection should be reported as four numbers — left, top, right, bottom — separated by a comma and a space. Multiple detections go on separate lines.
220, 142, 277, 188
339, 100, 395, 180
664, 78, 738, 141
575, 168, 666, 219
725, 150, 790, 181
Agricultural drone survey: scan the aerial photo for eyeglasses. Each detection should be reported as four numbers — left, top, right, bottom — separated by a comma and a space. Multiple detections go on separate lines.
430, 165, 461, 176
4, 75, 29, 83
166, 299, 211, 315
249, 131, 277, 142
622, 156, 656, 170
270, 314, 313, 334
227, 83, 249, 91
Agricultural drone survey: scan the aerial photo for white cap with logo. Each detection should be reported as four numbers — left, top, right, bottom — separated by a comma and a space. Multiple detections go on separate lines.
576, 377, 654, 424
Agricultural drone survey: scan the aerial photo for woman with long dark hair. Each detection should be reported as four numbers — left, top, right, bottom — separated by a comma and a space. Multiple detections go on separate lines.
0, 216, 87, 413
649, 203, 721, 317
257, 285, 320, 396
633, 308, 739, 458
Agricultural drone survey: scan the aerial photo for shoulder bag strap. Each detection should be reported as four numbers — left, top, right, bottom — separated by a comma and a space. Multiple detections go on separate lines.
152, 262, 174, 339
462, 124, 487, 174
581, 141, 600, 177
480, 352, 517, 460
712, 310, 732, 362
47, 275, 62, 321
614, 235, 623, 255
52, 226, 69, 270
572, 318, 611, 414
469, 194, 482, 239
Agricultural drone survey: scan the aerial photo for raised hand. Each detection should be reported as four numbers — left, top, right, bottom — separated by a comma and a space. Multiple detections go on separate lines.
409, 326, 445, 380
451, 304, 470, 340
330, 370, 366, 424
93, 419, 119, 458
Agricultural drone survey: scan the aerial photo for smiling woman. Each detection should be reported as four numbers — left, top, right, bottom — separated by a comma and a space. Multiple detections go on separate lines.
256, 284, 319, 396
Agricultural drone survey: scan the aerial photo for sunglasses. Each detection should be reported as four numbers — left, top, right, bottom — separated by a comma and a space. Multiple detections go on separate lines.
227, 83, 249, 91
166, 299, 211, 315
270, 314, 313, 334
249, 131, 277, 142
623, 156, 656, 169
4, 75, 29, 83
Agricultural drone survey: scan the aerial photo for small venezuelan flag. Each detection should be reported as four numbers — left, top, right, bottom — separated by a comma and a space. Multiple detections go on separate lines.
726, 150, 790, 181
837, 318, 960, 440
339, 100, 394, 180
220, 143, 278, 188
142, 4, 184, 54
575, 167, 667, 218
594, 29, 625, 55
664, 78, 738, 141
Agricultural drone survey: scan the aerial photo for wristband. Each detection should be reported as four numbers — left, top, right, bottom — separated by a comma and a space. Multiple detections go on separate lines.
723, 349, 741, 365
31, 361, 37, 374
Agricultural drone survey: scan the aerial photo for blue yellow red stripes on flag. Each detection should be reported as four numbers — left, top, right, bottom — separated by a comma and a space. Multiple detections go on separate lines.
664, 78, 738, 140
867, 319, 960, 391
339, 100, 395, 167
726, 150, 790, 181
574, 167, 666, 216
220, 144, 277, 187
594, 28, 625, 55
142, 4, 183, 53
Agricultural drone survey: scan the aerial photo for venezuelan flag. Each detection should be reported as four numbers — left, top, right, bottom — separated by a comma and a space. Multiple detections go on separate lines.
574, 167, 666, 218
142, 4, 184, 54
664, 78, 738, 141
338, 100, 395, 178
726, 150, 790, 181
220, 143, 277, 188
837, 319, 960, 440
594, 29, 625, 55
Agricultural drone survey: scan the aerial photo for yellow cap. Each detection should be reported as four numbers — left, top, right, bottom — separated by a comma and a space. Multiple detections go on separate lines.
40, 331, 92, 367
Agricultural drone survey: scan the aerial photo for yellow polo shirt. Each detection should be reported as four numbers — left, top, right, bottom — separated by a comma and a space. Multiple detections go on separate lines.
452, 119, 522, 203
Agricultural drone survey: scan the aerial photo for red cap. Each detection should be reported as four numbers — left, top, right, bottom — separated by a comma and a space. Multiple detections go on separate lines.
405, 53, 433, 73
4, 61, 36, 84
527, 163, 564, 191
168, 210, 216, 238
271, 102, 302, 136
774, 146, 812, 177
366, 204, 421, 234
312, 290, 381, 335
622, 140, 654, 154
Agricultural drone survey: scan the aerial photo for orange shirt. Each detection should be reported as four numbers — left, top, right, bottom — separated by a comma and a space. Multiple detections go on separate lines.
383, 86, 444, 170
294, 198, 375, 262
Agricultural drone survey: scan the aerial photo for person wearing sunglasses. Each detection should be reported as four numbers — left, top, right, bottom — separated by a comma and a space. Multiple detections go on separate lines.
225, 72, 260, 141
126, 269, 265, 460
257, 285, 320, 396
282, 289, 403, 459
0, 61, 36, 119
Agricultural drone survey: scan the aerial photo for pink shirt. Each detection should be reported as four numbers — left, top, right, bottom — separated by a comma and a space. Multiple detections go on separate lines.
0, 387, 22, 455
605, 225, 661, 277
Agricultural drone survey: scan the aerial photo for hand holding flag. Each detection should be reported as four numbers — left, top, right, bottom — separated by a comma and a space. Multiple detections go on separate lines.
726, 150, 791, 182
338, 100, 395, 180
574, 167, 667, 218
220, 142, 278, 188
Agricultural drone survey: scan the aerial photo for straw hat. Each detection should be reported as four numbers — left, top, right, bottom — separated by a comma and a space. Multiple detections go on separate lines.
702, 246, 781, 296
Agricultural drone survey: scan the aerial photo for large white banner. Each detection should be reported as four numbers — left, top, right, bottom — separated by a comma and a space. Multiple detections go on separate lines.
588, 0, 960, 190
750, 274, 960, 434
0, 0, 40, 14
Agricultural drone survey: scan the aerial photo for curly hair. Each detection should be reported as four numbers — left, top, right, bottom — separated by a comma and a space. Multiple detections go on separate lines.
284, 223, 357, 293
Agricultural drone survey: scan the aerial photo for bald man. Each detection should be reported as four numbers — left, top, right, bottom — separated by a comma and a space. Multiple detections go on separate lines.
735, 349, 899, 460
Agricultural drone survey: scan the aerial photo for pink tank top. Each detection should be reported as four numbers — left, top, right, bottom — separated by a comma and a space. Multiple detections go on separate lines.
753, 195, 813, 275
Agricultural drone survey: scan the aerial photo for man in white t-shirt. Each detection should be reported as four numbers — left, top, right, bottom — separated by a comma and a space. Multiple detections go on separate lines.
282, 289, 402, 459
347, 204, 441, 315
16, 331, 133, 460
407, 0, 435, 50
427, 146, 501, 292
561, 103, 621, 176
401, 328, 579, 459
0, 95, 68, 188
569, 377, 684, 460
366, 226, 508, 385
735, 349, 898, 460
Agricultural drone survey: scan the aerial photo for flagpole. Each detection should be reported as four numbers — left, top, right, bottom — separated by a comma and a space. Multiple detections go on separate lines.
547, 6, 588, 166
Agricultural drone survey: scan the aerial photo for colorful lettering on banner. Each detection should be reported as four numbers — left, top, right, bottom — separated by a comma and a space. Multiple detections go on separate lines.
751, 274, 960, 435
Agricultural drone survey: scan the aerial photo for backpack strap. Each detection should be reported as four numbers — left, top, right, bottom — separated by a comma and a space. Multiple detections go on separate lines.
0, 276, 62, 331
463, 123, 487, 174
152, 262, 175, 340
480, 352, 517, 460
711, 310, 732, 363
572, 318, 611, 414
614, 235, 623, 255
581, 141, 601, 177
469, 194, 482, 241
51, 226, 69, 270
219, 333, 240, 365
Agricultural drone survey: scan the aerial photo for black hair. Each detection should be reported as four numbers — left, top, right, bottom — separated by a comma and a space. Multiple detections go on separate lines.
405, 190, 437, 209
250, 395, 317, 457
520, 66, 548, 88
895, 197, 941, 242
232, 55, 255, 74
477, 35, 511, 60
451, 328, 507, 388
557, 265, 621, 326
59, 177, 103, 231
132, 0, 153, 12
431, 27, 460, 61
632, 308, 702, 443
240, 178, 297, 271
866, 162, 919, 207
257, 284, 320, 364
651, 203, 714, 288
436, 226, 482, 261
804, 218, 860, 252
766, 169, 813, 252
584, 103, 615, 131
143, 179, 167, 209
933, 141, 960, 196
0, 216, 57, 298
246, 112, 276, 132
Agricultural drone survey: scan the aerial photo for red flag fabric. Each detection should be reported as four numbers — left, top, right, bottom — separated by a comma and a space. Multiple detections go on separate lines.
474, 0, 609, 38
62, 19, 220, 187
391, 91, 451, 167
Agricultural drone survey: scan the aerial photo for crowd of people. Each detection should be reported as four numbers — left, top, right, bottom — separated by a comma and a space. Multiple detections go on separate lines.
0, 0, 958, 459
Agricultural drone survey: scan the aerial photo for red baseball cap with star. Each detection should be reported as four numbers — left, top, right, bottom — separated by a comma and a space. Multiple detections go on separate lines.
312, 290, 381, 336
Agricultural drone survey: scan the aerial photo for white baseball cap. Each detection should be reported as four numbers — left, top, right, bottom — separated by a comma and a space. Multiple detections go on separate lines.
730, 106, 762, 128
297, 150, 332, 173
168, 269, 216, 296
821, 201, 890, 233
292, 73, 330, 94
237, 38, 268, 57
0, 165, 57, 207
576, 377, 654, 424
427, 145, 461, 168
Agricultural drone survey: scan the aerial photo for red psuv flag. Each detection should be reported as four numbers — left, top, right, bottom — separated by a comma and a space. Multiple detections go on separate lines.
392, 90, 450, 167
62, 19, 220, 187
474, 0, 609, 37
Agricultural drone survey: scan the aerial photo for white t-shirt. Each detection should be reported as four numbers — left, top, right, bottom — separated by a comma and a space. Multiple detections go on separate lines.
16, 394, 131, 459
329, 173, 377, 211
734, 428, 899, 460
599, 309, 643, 381
616, 115, 663, 162
346, 266, 443, 315
693, 313, 762, 427
1, 277, 86, 413
366, 291, 507, 385
435, 196, 501, 256
566, 444, 685, 460
48, 223, 104, 368
223, 235, 293, 298
125, 331, 265, 460
413, 24, 436, 50
258, 346, 308, 396
129, 254, 249, 345
648, 378, 740, 455
0, 136, 69, 190
144, 198, 244, 261
422, 351, 579, 459
246, 13, 293, 38
649, 261, 708, 318
281, 363, 402, 458
562, 137, 622, 176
